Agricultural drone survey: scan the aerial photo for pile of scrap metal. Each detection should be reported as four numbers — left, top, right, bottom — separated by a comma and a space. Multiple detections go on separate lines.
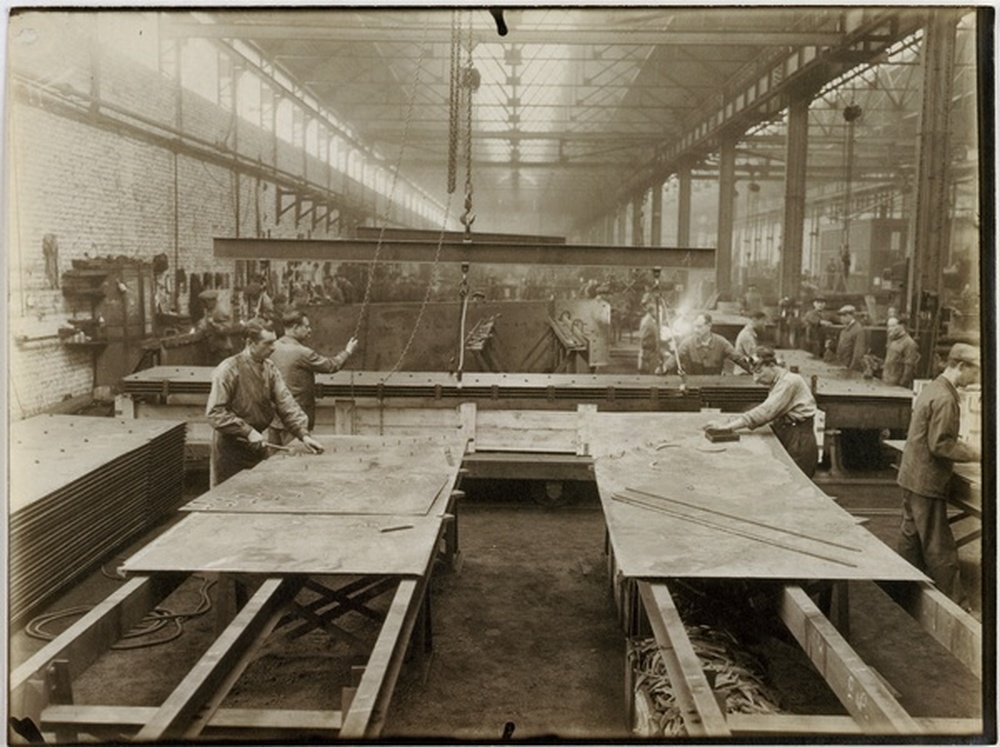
629, 625, 782, 736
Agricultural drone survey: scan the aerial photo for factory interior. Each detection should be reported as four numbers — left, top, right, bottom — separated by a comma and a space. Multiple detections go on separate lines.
4, 6, 994, 743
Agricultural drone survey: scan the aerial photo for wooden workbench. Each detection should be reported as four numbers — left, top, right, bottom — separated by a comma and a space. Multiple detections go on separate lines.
11, 434, 465, 743
588, 412, 981, 738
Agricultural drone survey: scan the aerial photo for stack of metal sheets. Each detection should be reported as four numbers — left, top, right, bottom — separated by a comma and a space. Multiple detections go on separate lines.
8, 415, 186, 625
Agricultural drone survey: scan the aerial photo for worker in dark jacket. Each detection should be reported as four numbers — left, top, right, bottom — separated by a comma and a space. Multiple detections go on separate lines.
206, 318, 324, 486
896, 343, 981, 603
637, 293, 663, 374
701, 348, 819, 477
828, 304, 867, 372
882, 317, 920, 389
677, 313, 750, 375
196, 290, 235, 365
269, 309, 359, 441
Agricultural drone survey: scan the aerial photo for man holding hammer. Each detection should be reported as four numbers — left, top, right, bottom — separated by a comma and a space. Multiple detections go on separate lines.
206, 317, 325, 486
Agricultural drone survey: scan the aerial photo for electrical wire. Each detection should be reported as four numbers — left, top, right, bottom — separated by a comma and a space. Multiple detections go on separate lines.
24, 575, 216, 650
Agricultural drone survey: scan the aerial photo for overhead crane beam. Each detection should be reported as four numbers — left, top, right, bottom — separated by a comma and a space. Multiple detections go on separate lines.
215, 237, 715, 269
162, 21, 844, 48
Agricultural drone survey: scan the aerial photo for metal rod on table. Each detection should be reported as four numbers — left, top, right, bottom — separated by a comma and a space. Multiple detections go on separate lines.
622, 486, 862, 553
612, 493, 857, 568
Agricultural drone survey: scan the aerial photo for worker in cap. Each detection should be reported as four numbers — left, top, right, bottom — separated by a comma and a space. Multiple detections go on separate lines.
882, 317, 920, 389
801, 295, 835, 357
829, 303, 867, 372
702, 347, 819, 477
637, 293, 663, 374
896, 342, 981, 604
195, 289, 235, 365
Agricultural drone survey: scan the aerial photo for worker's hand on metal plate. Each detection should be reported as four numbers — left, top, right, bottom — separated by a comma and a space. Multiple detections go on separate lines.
301, 434, 325, 454
702, 420, 729, 432
345, 337, 359, 356
246, 429, 267, 450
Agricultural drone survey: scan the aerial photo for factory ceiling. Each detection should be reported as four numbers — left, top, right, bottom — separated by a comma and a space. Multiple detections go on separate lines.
162, 7, 976, 238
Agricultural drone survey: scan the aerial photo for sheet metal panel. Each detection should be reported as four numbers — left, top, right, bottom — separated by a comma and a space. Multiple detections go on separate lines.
590, 413, 925, 582
183, 471, 449, 515
121, 512, 441, 576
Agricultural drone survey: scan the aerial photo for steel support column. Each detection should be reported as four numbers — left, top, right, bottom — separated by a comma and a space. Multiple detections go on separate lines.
616, 206, 627, 245
716, 138, 737, 297
631, 195, 644, 247
650, 182, 663, 247
908, 10, 960, 364
780, 97, 810, 300
677, 158, 693, 247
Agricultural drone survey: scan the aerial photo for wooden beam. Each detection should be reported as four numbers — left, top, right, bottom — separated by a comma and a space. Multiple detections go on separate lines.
778, 585, 921, 734
42, 705, 343, 737
636, 581, 731, 737
877, 580, 982, 680
339, 578, 422, 739
215, 237, 716, 269
10, 575, 183, 720
135, 577, 297, 742
727, 713, 983, 737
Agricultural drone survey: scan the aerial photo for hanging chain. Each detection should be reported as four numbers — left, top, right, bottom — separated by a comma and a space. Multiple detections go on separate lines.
447, 10, 460, 195
460, 12, 476, 238
350, 17, 431, 343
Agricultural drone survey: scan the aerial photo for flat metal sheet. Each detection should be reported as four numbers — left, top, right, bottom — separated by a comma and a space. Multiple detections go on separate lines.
183, 470, 450, 515
251, 435, 464, 477
121, 512, 441, 576
589, 412, 926, 582
777, 348, 914, 399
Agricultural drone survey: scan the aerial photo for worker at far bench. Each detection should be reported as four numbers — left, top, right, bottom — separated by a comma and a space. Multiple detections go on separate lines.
701, 347, 819, 478
677, 312, 751, 375
269, 308, 359, 444
826, 304, 867, 373
206, 317, 325, 486
896, 342, 981, 604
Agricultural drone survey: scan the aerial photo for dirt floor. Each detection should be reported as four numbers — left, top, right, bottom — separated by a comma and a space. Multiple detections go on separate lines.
8, 467, 988, 743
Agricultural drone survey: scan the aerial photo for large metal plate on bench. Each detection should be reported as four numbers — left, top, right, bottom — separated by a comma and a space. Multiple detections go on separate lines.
183, 469, 450, 515
251, 434, 464, 476
590, 412, 925, 582
121, 512, 441, 576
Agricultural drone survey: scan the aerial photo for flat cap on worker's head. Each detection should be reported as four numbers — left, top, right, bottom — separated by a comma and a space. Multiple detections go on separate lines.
813, 295, 827, 303
838, 304, 856, 315
198, 289, 218, 302
948, 342, 980, 367
753, 346, 779, 369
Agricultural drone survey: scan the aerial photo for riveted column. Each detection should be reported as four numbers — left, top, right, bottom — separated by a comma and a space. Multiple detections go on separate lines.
780, 96, 810, 299
650, 180, 664, 247
677, 157, 693, 247
716, 137, 737, 297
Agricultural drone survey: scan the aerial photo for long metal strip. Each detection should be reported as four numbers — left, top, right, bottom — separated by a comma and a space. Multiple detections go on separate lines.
135, 577, 298, 742
636, 581, 731, 737
215, 237, 715, 268
778, 585, 921, 734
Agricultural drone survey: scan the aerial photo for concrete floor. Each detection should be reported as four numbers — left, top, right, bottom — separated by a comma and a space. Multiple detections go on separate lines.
8, 465, 987, 742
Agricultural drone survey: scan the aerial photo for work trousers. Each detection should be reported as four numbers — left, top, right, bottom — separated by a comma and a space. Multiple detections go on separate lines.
770, 417, 818, 478
897, 489, 963, 603
211, 431, 267, 488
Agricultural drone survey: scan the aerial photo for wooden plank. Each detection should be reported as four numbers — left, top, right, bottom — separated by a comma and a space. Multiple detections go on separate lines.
339, 578, 423, 739
778, 585, 921, 734
475, 410, 580, 453
877, 581, 982, 680
727, 713, 983, 737
42, 705, 343, 735
637, 581, 731, 737
135, 577, 296, 742
461, 452, 594, 481
10, 575, 183, 719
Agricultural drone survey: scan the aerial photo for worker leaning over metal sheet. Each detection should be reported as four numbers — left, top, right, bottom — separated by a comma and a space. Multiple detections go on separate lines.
701, 348, 819, 478
896, 343, 981, 604
206, 317, 325, 486
676, 312, 751, 375
269, 308, 360, 444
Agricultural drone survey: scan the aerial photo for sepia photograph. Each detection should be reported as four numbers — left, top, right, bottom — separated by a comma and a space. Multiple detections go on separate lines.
3, 4, 994, 743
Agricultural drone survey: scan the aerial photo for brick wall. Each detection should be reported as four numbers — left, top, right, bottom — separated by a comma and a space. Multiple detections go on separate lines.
6, 18, 400, 420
